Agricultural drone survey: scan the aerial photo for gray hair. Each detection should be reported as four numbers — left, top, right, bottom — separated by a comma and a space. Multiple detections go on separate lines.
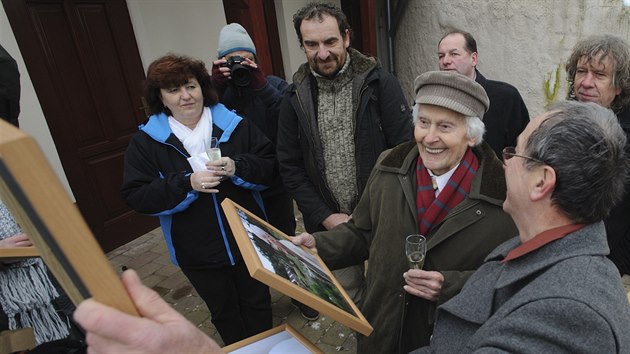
412, 103, 485, 146
523, 100, 628, 223
566, 34, 630, 113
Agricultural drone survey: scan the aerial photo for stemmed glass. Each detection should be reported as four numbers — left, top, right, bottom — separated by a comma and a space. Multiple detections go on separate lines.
205, 137, 221, 161
405, 234, 426, 270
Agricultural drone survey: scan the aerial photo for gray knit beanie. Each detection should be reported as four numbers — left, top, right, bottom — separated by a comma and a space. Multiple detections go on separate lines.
414, 71, 489, 119
217, 23, 256, 58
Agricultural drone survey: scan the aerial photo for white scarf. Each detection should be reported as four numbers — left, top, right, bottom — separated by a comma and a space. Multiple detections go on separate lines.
168, 107, 213, 172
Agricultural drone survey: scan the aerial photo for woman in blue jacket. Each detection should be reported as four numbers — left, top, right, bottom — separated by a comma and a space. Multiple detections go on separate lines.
121, 54, 274, 345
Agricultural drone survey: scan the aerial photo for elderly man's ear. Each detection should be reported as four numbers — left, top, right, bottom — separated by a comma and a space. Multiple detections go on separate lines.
530, 166, 556, 201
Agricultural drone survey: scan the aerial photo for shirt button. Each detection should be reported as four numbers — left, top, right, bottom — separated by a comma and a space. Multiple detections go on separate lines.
476, 209, 482, 215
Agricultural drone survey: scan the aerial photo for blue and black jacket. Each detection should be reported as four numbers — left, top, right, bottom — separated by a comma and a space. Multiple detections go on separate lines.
121, 103, 274, 269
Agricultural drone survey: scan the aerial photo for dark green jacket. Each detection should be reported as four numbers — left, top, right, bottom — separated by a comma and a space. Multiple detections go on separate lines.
314, 141, 517, 354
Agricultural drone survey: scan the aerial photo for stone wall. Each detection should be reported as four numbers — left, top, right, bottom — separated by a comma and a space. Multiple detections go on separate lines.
394, 0, 630, 117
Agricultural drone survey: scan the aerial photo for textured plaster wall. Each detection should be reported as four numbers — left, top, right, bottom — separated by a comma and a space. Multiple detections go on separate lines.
394, 0, 630, 117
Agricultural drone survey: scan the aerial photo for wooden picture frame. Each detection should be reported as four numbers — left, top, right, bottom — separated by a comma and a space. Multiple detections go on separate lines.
0, 120, 137, 315
221, 198, 373, 336
223, 324, 323, 354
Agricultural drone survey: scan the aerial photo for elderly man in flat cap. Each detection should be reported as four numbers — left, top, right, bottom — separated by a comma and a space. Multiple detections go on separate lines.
292, 71, 517, 354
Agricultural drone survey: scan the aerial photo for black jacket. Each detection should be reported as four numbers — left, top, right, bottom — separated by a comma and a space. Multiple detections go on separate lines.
121, 104, 274, 269
475, 70, 529, 158
606, 106, 630, 275
217, 75, 295, 234
277, 48, 413, 232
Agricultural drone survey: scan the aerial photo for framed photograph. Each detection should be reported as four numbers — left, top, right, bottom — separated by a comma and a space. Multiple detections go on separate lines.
223, 324, 323, 354
221, 198, 373, 336
0, 120, 137, 315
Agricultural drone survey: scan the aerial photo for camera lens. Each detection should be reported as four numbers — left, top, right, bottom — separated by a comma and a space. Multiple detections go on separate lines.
230, 64, 251, 87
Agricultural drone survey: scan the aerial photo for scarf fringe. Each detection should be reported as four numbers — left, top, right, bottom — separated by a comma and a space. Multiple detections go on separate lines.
0, 259, 69, 344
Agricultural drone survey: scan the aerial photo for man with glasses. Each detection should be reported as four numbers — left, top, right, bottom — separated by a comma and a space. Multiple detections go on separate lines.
291, 71, 516, 353
414, 101, 630, 353
566, 34, 630, 276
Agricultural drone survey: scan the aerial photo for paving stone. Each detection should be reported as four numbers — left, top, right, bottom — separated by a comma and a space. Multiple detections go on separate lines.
320, 321, 353, 347
107, 254, 131, 269
155, 263, 180, 277
141, 274, 167, 288
135, 261, 163, 278
124, 251, 161, 269
172, 295, 204, 313
156, 271, 189, 289
184, 308, 210, 326
153, 253, 173, 266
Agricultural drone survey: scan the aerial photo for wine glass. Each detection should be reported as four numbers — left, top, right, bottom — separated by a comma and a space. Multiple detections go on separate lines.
405, 234, 426, 270
205, 137, 221, 161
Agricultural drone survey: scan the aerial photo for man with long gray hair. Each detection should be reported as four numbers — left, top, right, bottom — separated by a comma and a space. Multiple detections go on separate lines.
414, 101, 630, 353
566, 34, 630, 276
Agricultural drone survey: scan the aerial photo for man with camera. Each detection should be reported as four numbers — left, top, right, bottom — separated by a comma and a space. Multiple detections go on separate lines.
211, 24, 319, 320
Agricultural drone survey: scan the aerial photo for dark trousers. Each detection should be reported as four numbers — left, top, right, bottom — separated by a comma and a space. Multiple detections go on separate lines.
262, 190, 296, 236
181, 262, 272, 345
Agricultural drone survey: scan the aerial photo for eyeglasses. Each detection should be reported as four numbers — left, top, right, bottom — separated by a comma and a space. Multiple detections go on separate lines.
501, 146, 544, 165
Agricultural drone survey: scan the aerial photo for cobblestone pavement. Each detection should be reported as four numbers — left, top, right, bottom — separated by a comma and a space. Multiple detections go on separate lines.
105, 215, 357, 353
105, 220, 630, 354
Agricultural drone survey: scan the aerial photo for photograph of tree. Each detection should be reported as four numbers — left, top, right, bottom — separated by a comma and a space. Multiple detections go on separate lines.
237, 209, 354, 314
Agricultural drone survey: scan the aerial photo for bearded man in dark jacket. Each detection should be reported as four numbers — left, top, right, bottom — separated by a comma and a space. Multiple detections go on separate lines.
277, 2, 413, 306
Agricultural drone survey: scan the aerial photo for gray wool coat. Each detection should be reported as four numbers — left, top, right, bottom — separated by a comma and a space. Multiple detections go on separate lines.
415, 222, 630, 353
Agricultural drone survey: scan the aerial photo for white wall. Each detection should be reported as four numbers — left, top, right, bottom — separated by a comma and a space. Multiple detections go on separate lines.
126, 0, 226, 70
394, 0, 630, 117
0, 5, 72, 198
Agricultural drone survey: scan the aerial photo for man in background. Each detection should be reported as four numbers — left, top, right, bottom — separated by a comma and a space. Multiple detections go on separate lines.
438, 29, 529, 158
276, 2, 413, 307
565, 34, 630, 276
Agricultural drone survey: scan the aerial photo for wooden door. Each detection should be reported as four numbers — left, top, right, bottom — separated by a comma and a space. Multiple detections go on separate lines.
2, 0, 157, 252
222, 0, 285, 79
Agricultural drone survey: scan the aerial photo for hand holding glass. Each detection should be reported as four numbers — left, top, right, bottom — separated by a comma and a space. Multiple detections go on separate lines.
406, 234, 426, 270
205, 137, 221, 161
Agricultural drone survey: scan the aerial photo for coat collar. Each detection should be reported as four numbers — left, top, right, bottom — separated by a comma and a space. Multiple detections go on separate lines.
291, 47, 378, 85
439, 222, 608, 325
487, 222, 609, 288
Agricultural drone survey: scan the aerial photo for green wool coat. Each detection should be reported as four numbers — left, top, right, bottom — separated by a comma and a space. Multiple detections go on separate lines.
314, 141, 517, 354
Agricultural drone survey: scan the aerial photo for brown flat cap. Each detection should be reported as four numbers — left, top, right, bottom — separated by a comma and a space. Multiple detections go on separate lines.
414, 71, 490, 119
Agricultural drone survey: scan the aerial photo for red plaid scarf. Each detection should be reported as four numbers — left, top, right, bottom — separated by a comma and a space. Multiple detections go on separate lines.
416, 148, 479, 235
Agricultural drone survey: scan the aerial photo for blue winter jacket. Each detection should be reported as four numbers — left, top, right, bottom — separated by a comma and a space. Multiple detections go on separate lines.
121, 103, 274, 268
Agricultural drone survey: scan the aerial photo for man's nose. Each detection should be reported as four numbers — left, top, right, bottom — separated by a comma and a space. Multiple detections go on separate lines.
424, 126, 440, 143
317, 46, 329, 60
581, 72, 595, 87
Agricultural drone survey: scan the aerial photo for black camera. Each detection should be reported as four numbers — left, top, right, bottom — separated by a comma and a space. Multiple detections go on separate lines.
223, 55, 251, 87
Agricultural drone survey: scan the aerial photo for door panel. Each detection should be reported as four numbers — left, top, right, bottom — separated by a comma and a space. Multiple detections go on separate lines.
222, 0, 284, 79
3, 0, 157, 252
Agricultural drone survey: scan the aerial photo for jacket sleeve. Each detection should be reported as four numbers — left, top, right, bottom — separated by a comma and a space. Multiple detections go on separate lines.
470, 299, 617, 353
313, 166, 377, 269
258, 76, 288, 143
120, 134, 197, 215
229, 118, 275, 188
377, 70, 414, 147
277, 92, 335, 228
